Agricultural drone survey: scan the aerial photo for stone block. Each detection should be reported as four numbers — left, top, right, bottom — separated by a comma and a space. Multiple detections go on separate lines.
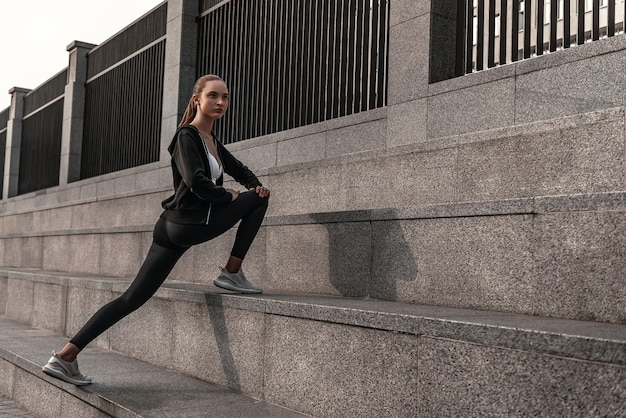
276, 132, 326, 166
390, 0, 429, 27
80, 183, 97, 200
5, 278, 34, 324
386, 98, 428, 147
171, 300, 266, 398
21, 236, 43, 269
428, 77, 516, 139
457, 116, 624, 201
264, 315, 419, 417
387, 15, 430, 104
266, 222, 371, 297
42, 235, 71, 272
515, 49, 626, 124
69, 234, 101, 274
99, 232, 144, 277
325, 118, 386, 158
418, 337, 626, 416
32, 282, 67, 334
12, 366, 64, 417
109, 294, 175, 369
71, 201, 97, 229
228, 141, 277, 173
269, 164, 344, 216
533, 211, 626, 323
0, 275, 6, 315
339, 146, 458, 210
371, 215, 536, 314
0, 359, 15, 397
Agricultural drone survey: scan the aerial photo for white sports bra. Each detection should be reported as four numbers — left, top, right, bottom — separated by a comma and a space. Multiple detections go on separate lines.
200, 136, 224, 182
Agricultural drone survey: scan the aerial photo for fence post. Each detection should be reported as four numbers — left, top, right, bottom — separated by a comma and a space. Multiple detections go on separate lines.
60, 41, 96, 185
2, 87, 30, 199
160, 0, 200, 161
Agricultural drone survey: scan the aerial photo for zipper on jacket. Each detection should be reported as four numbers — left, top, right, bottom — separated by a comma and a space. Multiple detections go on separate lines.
206, 202, 211, 225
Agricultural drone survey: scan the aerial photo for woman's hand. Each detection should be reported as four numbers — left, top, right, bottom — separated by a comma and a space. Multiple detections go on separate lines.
253, 186, 270, 198
227, 189, 240, 201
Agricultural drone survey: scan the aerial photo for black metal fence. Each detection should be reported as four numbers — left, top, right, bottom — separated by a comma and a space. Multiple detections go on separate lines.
0, 108, 8, 198
198, 0, 390, 144
17, 69, 67, 195
80, 4, 167, 180
19, 99, 64, 194
455, 0, 625, 76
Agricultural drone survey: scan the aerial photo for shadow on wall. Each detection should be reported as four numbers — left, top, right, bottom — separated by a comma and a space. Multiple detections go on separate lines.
309, 210, 418, 301
203, 293, 241, 393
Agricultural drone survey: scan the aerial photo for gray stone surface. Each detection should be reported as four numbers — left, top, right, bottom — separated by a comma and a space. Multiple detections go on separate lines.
428, 77, 516, 139
457, 113, 625, 201
516, 48, 626, 124
65, 285, 116, 348
372, 215, 536, 313
5, 278, 34, 324
390, 0, 429, 27
276, 132, 326, 166
386, 97, 428, 147
387, 14, 430, 105
263, 315, 419, 417
419, 337, 626, 417
98, 232, 145, 277
534, 211, 626, 323
325, 118, 386, 158
0, 316, 304, 418
32, 281, 66, 334
172, 301, 266, 398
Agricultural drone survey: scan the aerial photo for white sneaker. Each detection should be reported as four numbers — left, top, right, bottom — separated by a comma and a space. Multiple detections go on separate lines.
42, 352, 92, 386
214, 268, 263, 294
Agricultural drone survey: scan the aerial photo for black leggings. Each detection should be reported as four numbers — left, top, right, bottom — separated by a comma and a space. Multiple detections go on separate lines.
70, 191, 268, 350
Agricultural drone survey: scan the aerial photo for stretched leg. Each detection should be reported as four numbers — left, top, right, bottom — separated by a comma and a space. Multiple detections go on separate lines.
64, 218, 188, 355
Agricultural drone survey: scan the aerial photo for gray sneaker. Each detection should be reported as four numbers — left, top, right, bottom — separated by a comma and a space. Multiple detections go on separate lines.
214, 268, 263, 294
42, 352, 92, 386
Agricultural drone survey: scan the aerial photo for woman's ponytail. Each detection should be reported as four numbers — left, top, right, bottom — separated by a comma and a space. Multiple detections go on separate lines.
178, 98, 197, 127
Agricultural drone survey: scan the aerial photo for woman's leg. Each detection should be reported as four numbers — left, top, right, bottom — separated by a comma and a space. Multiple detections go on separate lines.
64, 218, 188, 355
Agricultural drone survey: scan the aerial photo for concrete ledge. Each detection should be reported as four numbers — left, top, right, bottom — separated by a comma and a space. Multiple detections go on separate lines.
0, 317, 305, 418
1, 272, 625, 416
1, 191, 625, 323
1, 268, 625, 366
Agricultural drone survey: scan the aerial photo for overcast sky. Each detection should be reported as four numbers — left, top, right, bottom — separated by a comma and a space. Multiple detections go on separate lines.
0, 0, 164, 110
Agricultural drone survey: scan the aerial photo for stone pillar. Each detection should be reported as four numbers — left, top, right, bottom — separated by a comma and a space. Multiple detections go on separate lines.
60, 41, 96, 185
3, 87, 30, 199
160, 0, 200, 160
385, 0, 432, 147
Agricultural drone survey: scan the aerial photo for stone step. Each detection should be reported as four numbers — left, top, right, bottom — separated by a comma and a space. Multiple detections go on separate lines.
1, 268, 625, 416
1, 191, 625, 323
0, 316, 306, 418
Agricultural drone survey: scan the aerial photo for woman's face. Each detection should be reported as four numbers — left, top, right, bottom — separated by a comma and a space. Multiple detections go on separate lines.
195, 80, 229, 119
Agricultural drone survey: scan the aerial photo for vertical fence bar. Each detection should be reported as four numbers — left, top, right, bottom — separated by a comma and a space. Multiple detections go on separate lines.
607, 0, 615, 36
499, 0, 508, 65
512, 0, 520, 61
524, 0, 532, 58
592, 0, 599, 40
537, 0, 544, 55
564, 0, 571, 47
488, 0, 496, 67
456, 0, 468, 76
578, 0, 585, 44
549, 0, 557, 51
477, 0, 485, 70
466, 0, 474, 73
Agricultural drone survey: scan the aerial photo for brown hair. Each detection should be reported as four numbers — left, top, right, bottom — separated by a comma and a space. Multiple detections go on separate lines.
178, 74, 225, 127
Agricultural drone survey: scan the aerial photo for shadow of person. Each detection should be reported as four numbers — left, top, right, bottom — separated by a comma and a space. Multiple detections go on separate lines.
309, 209, 417, 301
203, 293, 242, 393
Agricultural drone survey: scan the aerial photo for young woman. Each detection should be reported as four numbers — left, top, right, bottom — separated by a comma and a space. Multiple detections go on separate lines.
42, 74, 270, 385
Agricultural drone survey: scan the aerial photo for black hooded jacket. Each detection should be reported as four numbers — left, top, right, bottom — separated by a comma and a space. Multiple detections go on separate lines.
160, 125, 262, 224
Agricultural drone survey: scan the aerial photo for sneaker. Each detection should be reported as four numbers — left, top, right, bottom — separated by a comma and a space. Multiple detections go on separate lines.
42, 352, 92, 386
214, 267, 263, 294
